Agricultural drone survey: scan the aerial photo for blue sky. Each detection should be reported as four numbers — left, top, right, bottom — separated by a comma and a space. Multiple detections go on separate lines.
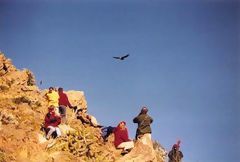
0, 0, 239, 162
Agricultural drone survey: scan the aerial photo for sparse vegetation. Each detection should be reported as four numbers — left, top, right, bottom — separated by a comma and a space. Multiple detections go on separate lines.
0, 151, 6, 162
33, 100, 42, 107
0, 53, 166, 162
13, 96, 31, 105
26, 70, 35, 86
153, 140, 167, 162
0, 85, 9, 92
47, 125, 114, 162
6, 79, 14, 87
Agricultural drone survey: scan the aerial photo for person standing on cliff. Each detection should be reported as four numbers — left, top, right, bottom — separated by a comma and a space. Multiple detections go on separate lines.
133, 106, 153, 142
168, 141, 184, 162
45, 87, 59, 115
58, 87, 75, 122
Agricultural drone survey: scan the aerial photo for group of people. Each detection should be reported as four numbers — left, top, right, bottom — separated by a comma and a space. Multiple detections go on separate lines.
111, 106, 153, 155
42, 86, 183, 162
43, 87, 75, 139
112, 107, 184, 162
43, 87, 102, 139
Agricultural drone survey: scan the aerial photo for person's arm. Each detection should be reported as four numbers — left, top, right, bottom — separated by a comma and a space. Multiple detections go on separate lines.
50, 116, 61, 126
44, 93, 49, 100
56, 116, 61, 125
121, 129, 131, 141
126, 129, 131, 141
149, 116, 153, 123
50, 117, 57, 123
44, 114, 52, 127
133, 116, 139, 123
64, 94, 72, 107
168, 151, 173, 160
180, 151, 183, 158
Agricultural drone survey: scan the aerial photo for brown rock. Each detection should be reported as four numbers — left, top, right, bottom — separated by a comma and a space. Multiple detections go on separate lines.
0, 53, 167, 162
66, 90, 87, 110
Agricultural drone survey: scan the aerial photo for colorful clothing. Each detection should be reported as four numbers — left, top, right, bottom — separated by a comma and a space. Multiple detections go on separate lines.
46, 91, 59, 107
113, 123, 131, 147
44, 111, 61, 139
44, 112, 61, 128
58, 92, 72, 107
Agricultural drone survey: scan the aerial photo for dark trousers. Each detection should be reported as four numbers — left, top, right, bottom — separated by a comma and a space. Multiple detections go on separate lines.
59, 105, 66, 117
59, 105, 67, 123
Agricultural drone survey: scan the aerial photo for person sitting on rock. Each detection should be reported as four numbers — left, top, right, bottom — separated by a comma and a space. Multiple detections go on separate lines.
133, 106, 153, 142
113, 121, 134, 155
44, 105, 61, 139
58, 87, 76, 122
76, 109, 101, 127
168, 141, 183, 162
45, 87, 59, 115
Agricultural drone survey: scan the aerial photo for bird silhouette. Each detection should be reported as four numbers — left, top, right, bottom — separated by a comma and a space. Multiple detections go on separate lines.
40, 80, 42, 85
113, 54, 130, 60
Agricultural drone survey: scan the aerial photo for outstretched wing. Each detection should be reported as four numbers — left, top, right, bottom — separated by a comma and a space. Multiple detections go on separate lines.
121, 54, 129, 59
113, 56, 121, 59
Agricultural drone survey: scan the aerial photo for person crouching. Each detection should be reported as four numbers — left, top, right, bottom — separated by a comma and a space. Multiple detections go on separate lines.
113, 121, 134, 155
44, 105, 61, 140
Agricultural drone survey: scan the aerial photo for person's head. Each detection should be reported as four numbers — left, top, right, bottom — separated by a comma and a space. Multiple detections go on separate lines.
172, 144, 179, 151
140, 106, 148, 114
48, 87, 54, 93
118, 121, 126, 130
58, 87, 63, 93
48, 105, 55, 114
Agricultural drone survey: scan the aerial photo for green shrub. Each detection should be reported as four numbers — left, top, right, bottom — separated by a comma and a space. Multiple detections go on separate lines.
26, 70, 35, 86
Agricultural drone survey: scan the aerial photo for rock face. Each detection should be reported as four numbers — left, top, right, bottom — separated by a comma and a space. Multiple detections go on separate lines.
0, 53, 47, 161
66, 90, 87, 110
116, 134, 167, 162
0, 52, 167, 162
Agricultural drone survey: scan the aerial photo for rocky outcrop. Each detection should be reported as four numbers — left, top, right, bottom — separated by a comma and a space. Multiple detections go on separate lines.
66, 90, 87, 110
116, 134, 167, 162
0, 52, 167, 162
0, 53, 17, 75
0, 53, 37, 91
0, 58, 45, 161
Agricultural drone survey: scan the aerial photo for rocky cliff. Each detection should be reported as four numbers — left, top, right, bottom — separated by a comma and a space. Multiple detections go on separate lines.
0, 52, 166, 162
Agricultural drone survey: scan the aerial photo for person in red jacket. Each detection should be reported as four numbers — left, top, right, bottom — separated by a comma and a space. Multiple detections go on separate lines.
58, 87, 74, 122
44, 105, 61, 139
113, 121, 134, 155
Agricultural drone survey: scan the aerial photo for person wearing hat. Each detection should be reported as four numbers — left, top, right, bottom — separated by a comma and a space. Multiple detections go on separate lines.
113, 121, 134, 155
44, 105, 62, 139
133, 106, 153, 140
168, 141, 183, 162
